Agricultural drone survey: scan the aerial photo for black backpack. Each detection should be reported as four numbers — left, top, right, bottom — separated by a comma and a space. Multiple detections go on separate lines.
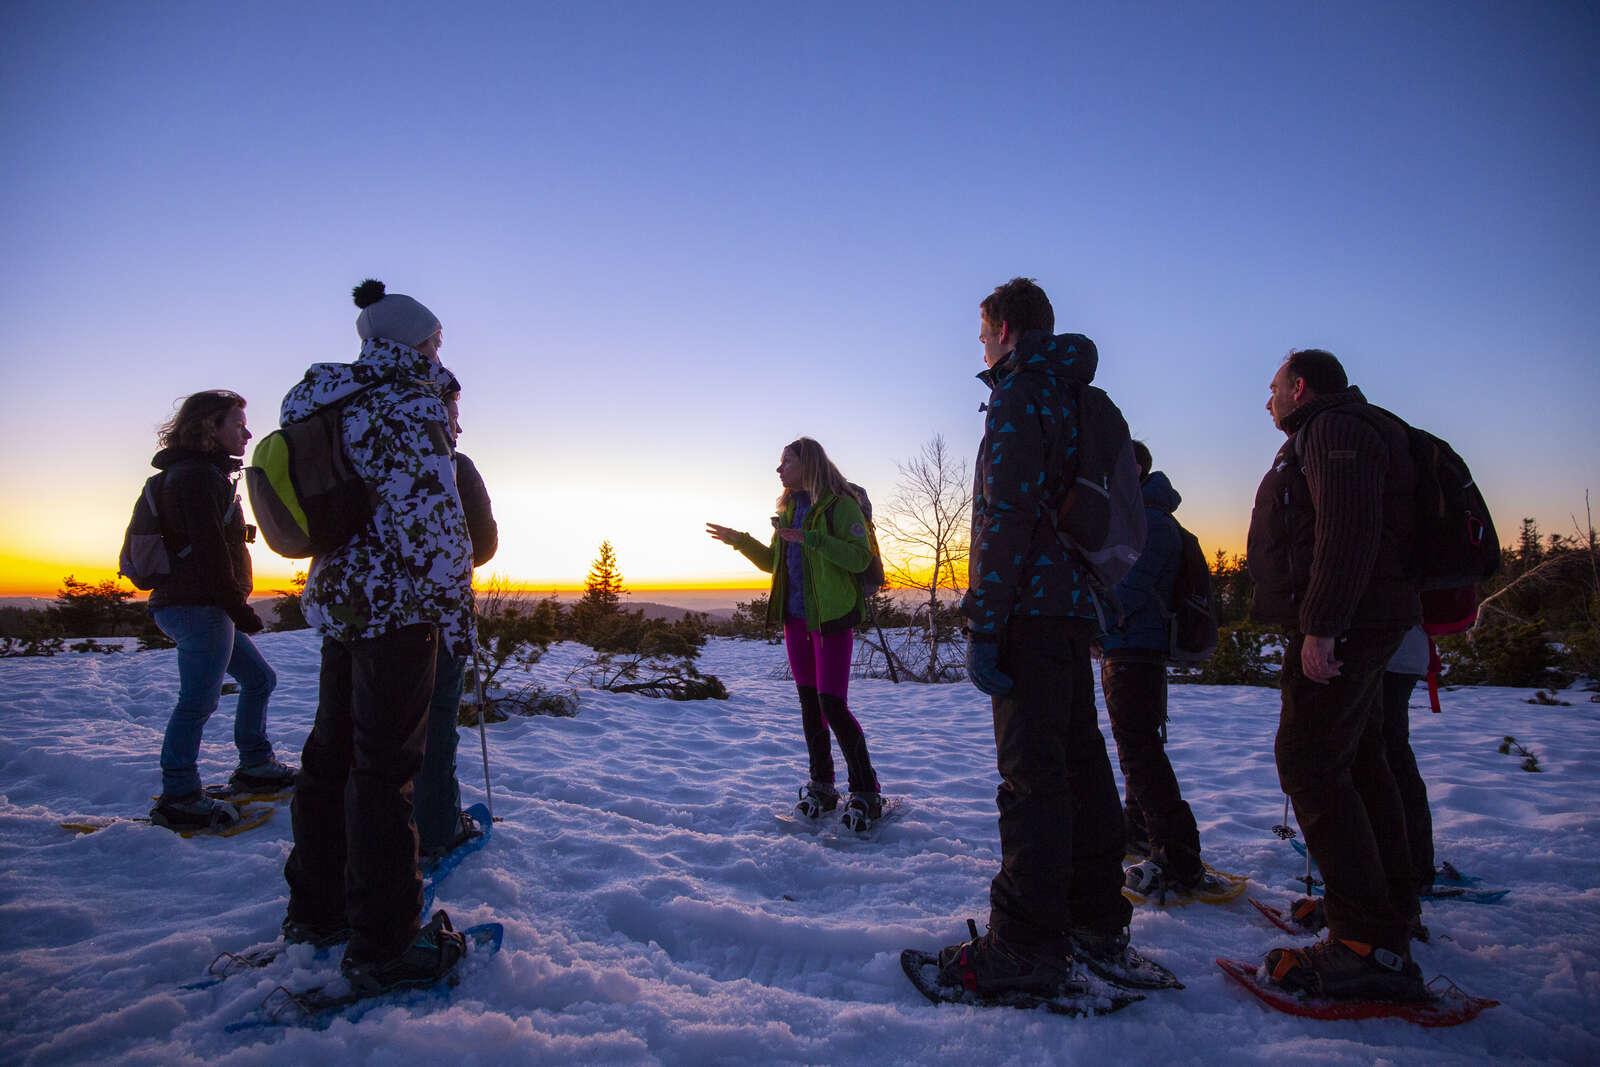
1168, 522, 1218, 663
1052, 384, 1148, 623
1295, 405, 1499, 609
246, 383, 378, 558
825, 483, 887, 596
117, 473, 180, 590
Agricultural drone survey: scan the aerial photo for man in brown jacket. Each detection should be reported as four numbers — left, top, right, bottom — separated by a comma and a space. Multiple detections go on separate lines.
1246, 348, 1426, 1001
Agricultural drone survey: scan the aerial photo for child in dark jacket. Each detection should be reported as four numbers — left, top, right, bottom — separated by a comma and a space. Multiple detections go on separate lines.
1098, 442, 1208, 899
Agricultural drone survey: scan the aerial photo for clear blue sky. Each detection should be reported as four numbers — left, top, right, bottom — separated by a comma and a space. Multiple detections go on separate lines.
2, 1, 1595, 592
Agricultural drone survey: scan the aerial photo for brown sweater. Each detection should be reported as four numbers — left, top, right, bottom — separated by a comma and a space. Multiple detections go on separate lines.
1247, 388, 1420, 636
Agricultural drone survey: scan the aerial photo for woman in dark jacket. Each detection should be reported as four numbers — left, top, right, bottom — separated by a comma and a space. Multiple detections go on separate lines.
147, 390, 293, 830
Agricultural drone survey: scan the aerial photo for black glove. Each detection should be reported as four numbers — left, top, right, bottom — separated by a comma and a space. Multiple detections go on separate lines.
227, 602, 265, 635
965, 634, 1013, 697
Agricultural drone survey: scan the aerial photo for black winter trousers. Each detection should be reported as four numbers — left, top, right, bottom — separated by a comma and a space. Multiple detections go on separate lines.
284, 624, 437, 964
1276, 628, 1416, 951
1381, 672, 1435, 892
1100, 653, 1203, 881
988, 617, 1131, 945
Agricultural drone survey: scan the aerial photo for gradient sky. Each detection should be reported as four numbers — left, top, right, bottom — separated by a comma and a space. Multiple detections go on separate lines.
2, 2, 1596, 598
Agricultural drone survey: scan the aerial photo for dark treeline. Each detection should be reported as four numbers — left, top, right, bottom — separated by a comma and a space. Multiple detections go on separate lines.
7, 514, 1597, 689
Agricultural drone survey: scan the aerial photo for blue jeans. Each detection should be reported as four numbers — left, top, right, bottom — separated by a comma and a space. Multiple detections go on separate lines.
152, 605, 277, 798
414, 647, 466, 851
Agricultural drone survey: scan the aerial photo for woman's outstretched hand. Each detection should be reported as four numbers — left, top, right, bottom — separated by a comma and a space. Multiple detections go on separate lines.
706, 523, 741, 545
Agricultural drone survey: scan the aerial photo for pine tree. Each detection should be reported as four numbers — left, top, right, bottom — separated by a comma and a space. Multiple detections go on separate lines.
579, 540, 625, 617
1517, 518, 1543, 574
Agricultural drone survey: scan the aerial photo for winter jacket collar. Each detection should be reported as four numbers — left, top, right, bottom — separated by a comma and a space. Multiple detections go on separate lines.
976, 330, 1099, 391
280, 337, 455, 425
151, 446, 241, 475
1141, 470, 1181, 514
1278, 386, 1368, 437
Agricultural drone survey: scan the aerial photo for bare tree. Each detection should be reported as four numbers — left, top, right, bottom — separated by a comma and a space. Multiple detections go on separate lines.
879, 434, 972, 681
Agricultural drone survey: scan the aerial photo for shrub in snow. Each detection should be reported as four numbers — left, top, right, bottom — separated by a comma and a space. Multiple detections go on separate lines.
570, 611, 727, 701
1185, 624, 1280, 686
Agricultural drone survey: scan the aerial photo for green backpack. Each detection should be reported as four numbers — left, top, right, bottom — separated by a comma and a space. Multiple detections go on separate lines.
246, 388, 375, 558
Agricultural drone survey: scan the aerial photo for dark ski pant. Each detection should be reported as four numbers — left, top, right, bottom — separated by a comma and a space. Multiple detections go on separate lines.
1276, 628, 1416, 951
414, 646, 467, 853
1382, 671, 1435, 893
285, 624, 437, 964
784, 620, 879, 793
988, 617, 1131, 946
1100, 652, 1203, 882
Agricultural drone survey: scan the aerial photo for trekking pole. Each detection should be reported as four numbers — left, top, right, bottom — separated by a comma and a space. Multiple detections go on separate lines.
1271, 794, 1296, 840
1301, 835, 1316, 896
469, 640, 495, 821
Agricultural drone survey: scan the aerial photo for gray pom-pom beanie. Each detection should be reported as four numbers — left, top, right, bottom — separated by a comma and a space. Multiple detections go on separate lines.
351, 279, 441, 348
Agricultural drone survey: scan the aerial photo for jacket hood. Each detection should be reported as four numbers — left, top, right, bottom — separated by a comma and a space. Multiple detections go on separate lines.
977, 330, 1099, 390
151, 446, 240, 474
1279, 385, 1367, 436
1141, 470, 1181, 513
280, 337, 456, 426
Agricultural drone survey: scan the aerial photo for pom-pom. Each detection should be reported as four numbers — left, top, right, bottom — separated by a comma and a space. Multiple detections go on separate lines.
352, 279, 386, 308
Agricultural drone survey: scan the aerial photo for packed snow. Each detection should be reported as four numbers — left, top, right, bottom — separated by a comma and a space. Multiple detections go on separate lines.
1, 633, 1597, 1064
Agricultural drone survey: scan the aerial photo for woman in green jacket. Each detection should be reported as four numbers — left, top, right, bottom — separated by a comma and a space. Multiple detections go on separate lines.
707, 437, 885, 831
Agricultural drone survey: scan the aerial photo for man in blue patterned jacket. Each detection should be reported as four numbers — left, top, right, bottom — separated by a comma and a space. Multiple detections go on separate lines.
937, 277, 1146, 997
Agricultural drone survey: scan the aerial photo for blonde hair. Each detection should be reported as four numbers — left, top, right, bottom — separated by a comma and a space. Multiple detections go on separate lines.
777, 437, 859, 513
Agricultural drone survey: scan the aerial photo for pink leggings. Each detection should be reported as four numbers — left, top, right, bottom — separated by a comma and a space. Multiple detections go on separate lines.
783, 619, 854, 699
784, 620, 878, 793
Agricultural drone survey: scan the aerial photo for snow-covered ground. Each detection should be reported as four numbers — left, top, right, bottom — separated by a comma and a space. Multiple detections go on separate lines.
1, 633, 1597, 1065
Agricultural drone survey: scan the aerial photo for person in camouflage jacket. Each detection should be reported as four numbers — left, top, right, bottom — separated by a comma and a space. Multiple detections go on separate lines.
279, 341, 476, 660
281, 280, 473, 993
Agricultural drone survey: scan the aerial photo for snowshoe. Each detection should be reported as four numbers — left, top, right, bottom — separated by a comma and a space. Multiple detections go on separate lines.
150, 793, 242, 832
1069, 925, 1183, 990
230, 758, 297, 792
1123, 860, 1247, 906
1263, 937, 1427, 1002
1287, 896, 1326, 931
902, 921, 1142, 1016
341, 910, 467, 996
421, 808, 485, 872
1218, 958, 1496, 1026
934, 920, 1075, 997
795, 781, 839, 820
840, 791, 883, 833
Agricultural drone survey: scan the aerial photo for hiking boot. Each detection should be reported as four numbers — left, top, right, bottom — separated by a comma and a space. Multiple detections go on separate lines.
282, 916, 352, 948
341, 910, 467, 996
150, 793, 241, 831
1263, 937, 1427, 1001
422, 810, 485, 870
1069, 924, 1177, 989
795, 781, 839, 819
935, 920, 1077, 997
840, 791, 884, 832
1288, 896, 1327, 932
230, 758, 297, 792
1123, 859, 1206, 902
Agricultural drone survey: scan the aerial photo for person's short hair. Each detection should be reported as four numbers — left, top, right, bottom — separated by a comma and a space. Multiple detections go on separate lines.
159, 390, 246, 451
980, 277, 1054, 337
1131, 439, 1152, 481
1282, 349, 1347, 395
